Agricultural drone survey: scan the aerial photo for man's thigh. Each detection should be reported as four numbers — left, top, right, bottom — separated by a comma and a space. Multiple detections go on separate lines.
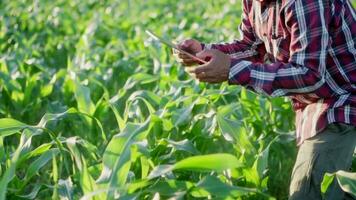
289, 123, 356, 200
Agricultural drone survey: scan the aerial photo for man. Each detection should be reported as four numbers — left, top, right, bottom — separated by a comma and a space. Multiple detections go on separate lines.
174, 0, 356, 199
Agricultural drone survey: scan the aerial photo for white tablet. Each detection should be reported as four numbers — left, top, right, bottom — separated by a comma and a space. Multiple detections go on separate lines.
145, 29, 207, 64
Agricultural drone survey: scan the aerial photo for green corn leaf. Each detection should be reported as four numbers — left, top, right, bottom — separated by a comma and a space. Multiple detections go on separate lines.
148, 154, 243, 179
0, 72, 22, 92
216, 104, 255, 154
17, 184, 42, 199
165, 139, 199, 154
107, 119, 152, 196
24, 148, 60, 181
335, 171, 356, 196
0, 118, 29, 137
73, 81, 96, 116
124, 73, 159, 90
36, 108, 77, 128
0, 137, 4, 162
146, 179, 194, 196
126, 90, 161, 117
147, 165, 175, 180
0, 130, 34, 200
52, 153, 59, 200
172, 103, 195, 127
108, 101, 126, 132
66, 137, 101, 199
321, 173, 335, 195
58, 178, 74, 200
97, 118, 152, 199
98, 123, 142, 182
23, 73, 40, 106
36, 108, 106, 143
26, 143, 53, 158
191, 175, 258, 198
174, 153, 243, 171
253, 137, 278, 181
140, 157, 150, 179
322, 171, 356, 197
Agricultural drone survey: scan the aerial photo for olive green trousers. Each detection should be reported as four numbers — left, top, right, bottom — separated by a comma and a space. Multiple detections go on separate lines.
289, 123, 356, 200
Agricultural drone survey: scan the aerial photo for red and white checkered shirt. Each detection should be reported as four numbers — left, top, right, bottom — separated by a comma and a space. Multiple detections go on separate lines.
204, 0, 356, 145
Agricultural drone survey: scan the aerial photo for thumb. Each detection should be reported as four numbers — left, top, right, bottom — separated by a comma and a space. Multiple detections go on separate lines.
182, 39, 195, 48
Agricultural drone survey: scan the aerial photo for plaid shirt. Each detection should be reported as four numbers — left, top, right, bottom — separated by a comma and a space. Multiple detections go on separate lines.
204, 0, 356, 145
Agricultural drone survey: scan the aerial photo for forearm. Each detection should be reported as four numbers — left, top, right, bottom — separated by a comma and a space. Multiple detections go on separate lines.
202, 40, 266, 63
228, 59, 337, 98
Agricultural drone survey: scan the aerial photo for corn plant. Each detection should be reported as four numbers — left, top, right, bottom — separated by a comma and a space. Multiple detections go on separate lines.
0, 0, 354, 199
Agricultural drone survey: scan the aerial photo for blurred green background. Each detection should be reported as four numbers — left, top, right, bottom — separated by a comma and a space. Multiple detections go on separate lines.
0, 0, 354, 199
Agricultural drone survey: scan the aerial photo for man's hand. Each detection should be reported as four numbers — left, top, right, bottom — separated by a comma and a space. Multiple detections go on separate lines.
187, 49, 231, 84
174, 39, 203, 66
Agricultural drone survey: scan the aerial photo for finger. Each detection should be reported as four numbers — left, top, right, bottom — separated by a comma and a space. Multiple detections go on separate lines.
198, 77, 220, 84
184, 68, 198, 78
182, 61, 197, 66
177, 57, 197, 65
195, 71, 215, 79
187, 72, 197, 79
188, 64, 211, 74
174, 54, 194, 64
176, 59, 195, 66
181, 39, 194, 49
179, 54, 196, 62
182, 58, 196, 64
196, 49, 214, 61
178, 40, 195, 52
195, 72, 206, 79
177, 41, 187, 49
175, 55, 197, 66
178, 53, 193, 59
179, 54, 202, 64
172, 48, 179, 55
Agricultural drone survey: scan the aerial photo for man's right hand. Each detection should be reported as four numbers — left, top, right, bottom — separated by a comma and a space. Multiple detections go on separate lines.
174, 39, 203, 66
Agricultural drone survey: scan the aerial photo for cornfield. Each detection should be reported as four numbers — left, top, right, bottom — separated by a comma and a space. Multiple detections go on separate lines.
0, 0, 355, 199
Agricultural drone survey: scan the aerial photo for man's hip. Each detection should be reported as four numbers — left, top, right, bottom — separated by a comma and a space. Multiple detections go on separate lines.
289, 123, 356, 200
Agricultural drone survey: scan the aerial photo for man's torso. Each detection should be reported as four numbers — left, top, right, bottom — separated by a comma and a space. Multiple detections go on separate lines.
246, 0, 356, 144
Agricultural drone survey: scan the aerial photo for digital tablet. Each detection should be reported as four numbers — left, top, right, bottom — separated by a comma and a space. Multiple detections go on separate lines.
145, 29, 208, 64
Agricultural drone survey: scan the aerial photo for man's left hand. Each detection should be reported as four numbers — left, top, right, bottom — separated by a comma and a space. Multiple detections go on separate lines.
186, 49, 231, 84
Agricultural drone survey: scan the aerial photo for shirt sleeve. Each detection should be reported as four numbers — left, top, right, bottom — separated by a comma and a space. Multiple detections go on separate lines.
203, 0, 266, 63
228, 0, 339, 98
